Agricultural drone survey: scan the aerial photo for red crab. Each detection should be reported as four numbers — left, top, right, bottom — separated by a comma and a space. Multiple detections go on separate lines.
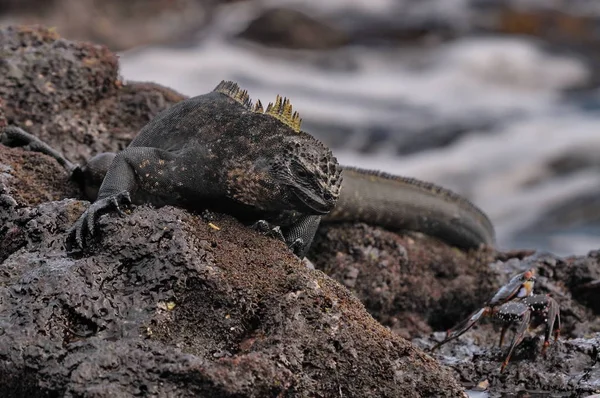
432, 269, 561, 372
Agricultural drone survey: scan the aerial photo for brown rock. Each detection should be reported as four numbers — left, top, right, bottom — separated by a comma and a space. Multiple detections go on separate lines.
0, 146, 466, 397
310, 223, 498, 339
0, 25, 187, 164
0, 144, 77, 207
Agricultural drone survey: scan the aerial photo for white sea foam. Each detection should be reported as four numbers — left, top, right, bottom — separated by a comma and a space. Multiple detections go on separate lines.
336, 111, 600, 252
121, 33, 587, 129
258, 0, 412, 18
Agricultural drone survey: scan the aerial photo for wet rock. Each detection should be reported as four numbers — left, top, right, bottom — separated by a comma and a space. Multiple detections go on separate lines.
420, 326, 600, 396
511, 191, 600, 257
416, 251, 600, 395
310, 220, 600, 394
302, 112, 498, 156
235, 2, 467, 50
472, 1, 600, 87
477, 3, 600, 45
499, 144, 600, 256
427, 333, 600, 396
548, 148, 600, 175
237, 7, 350, 50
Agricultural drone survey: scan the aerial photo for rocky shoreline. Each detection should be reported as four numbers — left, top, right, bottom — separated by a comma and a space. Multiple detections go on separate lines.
1, 25, 600, 397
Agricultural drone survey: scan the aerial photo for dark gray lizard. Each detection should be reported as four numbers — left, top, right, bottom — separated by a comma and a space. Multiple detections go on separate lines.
0, 81, 495, 257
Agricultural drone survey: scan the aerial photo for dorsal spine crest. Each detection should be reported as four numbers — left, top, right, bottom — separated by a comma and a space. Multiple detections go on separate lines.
253, 99, 264, 113
214, 80, 252, 109
264, 95, 302, 133
214, 80, 303, 132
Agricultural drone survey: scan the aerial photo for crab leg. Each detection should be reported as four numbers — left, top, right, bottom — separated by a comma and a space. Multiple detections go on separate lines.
498, 324, 509, 348
431, 307, 490, 351
500, 309, 531, 372
542, 297, 561, 353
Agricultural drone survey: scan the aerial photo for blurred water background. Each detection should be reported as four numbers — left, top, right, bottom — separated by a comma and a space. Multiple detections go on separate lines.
3, 0, 600, 255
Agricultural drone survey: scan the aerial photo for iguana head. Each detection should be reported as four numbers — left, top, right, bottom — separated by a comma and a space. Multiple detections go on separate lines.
225, 131, 342, 215
215, 81, 342, 214
270, 134, 342, 214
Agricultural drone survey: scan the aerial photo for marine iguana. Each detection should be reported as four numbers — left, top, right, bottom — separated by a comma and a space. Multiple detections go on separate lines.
0, 81, 495, 257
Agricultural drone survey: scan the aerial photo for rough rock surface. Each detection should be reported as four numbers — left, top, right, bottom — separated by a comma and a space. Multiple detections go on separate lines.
309, 224, 499, 339
0, 194, 464, 397
312, 222, 600, 395
417, 251, 600, 396
2, 25, 600, 397
0, 25, 466, 397
0, 25, 187, 165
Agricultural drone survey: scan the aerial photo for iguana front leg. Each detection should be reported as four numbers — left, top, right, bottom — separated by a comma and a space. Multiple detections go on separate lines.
283, 215, 322, 257
2, 126, 326, 257
252, 216, 321, 257
68, 147, 177, 249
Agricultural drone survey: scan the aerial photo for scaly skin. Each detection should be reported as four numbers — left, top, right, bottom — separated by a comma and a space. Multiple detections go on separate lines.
327, 167, 495, 249
0, 81, 495, 256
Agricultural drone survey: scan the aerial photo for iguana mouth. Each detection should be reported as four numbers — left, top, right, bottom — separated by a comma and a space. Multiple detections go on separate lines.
291, 187, 333, 214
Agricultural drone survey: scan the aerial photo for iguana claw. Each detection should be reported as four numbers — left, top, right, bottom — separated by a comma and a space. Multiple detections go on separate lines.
67, 191, 131, 250
251, 220, 286, 242
288, 238, 306, 256
251, 220, 307, 255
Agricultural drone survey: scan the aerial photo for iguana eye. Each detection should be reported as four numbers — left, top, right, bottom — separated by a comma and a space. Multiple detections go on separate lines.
291, 162, 310, 179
